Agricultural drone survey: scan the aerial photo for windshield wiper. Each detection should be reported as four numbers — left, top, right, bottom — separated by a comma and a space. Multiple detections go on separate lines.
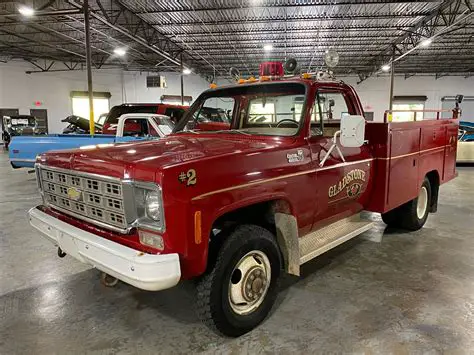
175, 129, 199, 134
214, 129, 251, 136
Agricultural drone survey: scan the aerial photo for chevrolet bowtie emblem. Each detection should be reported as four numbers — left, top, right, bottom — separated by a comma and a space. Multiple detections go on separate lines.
67, 187, 82, 201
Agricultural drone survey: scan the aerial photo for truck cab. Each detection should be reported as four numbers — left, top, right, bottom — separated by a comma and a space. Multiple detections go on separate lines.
28, 65, 459, 337
101, 103, 188, 134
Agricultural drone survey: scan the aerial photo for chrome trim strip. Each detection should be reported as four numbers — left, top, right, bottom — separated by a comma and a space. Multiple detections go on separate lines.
192, 158, 374, 201
35, 163, 122, 183
10, 158, 36, 162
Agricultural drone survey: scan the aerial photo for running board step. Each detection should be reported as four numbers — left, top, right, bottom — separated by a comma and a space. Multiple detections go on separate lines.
299, 214, 374, 265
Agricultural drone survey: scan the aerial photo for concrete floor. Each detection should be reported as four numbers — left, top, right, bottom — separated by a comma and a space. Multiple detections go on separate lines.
1, 150, 474, 354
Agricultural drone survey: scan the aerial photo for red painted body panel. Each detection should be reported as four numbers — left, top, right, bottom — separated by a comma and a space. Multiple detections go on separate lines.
36, 79, 459, 279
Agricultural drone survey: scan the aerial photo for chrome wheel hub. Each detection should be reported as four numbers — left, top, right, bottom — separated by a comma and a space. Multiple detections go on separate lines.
416, 186, 428, 219
228, 250, 271, 315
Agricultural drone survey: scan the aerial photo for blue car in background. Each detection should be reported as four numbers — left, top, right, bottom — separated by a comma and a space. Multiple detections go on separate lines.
9, 114, 174, 169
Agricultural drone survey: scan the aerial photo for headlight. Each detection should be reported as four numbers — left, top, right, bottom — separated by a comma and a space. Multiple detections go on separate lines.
132, 183, 165, 232
145, 191, 161, 221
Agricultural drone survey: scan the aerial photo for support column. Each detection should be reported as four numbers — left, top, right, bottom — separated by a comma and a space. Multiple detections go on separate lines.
180, 53, 184, 106
84, 0, 94, 135
388, 45, 395, 112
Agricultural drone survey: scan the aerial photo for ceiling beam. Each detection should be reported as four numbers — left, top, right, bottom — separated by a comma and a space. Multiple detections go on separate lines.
133, 0, 441, 13
358, 0, 474, 83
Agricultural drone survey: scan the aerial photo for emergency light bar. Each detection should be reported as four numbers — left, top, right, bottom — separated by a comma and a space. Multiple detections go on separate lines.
259, 62, 284, 77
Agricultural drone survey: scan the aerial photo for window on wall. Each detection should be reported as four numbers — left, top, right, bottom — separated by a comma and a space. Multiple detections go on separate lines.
70, 91, 111, 122
392, 96, 427, 122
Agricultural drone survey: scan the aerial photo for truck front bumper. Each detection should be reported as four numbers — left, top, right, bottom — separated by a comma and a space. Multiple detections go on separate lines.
28, 207, 181, 291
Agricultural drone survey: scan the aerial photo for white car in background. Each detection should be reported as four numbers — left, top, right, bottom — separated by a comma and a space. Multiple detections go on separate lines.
457, 121, 474, 163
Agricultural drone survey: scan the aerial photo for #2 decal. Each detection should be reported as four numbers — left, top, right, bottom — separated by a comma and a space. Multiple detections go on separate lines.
178, 169, 197, 186
328, 169, 366, 200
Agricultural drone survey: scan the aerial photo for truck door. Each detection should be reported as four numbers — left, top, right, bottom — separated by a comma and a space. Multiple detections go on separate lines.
308, 88, 373, 230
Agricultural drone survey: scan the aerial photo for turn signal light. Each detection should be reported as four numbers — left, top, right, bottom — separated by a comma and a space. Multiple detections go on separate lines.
138, 229, 164, 250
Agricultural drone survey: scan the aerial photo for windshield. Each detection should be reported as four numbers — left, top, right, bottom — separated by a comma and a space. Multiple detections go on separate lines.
174, 82, 306, 136
153, 116, 175, 135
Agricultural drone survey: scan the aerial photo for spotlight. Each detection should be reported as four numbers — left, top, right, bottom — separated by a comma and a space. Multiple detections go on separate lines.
183, 68, 192, 75
381, 64, 391, 72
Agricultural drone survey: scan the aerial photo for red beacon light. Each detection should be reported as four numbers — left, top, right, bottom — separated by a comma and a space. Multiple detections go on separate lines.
259, 61, 284, 78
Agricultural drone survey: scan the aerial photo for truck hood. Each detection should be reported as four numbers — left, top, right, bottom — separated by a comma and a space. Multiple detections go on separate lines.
39, 134, 286, 180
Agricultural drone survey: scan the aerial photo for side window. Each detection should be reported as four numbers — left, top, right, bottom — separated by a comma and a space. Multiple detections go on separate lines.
122, 119, 159, 137
311, 91, 351, 137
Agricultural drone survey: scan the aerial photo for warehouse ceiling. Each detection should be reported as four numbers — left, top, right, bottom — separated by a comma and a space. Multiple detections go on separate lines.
0, 0, 473, 80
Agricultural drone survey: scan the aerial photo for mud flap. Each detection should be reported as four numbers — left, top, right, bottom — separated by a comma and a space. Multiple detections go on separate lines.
275, 212, 300, 276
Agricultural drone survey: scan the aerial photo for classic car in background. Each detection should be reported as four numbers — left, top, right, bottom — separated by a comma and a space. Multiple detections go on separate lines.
457, 121, 474, 163
2, 115, 41, 150
62, 114, 105, 134
9, 114, 174, 168
102, 103, 187, 134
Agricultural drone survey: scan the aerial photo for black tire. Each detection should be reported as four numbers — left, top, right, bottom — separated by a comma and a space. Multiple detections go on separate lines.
380, 207, 399, 226
196, 224, 281, 337
381, 177, 431, 231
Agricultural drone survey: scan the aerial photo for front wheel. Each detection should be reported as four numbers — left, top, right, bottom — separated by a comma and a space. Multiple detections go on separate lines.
196, 225, 281, 337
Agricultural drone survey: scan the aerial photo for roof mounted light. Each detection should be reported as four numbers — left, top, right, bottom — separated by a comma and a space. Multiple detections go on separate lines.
381, 64, 391, 72
183, 68, 192, 75
19, 5, 35, 17
259, 61, 284, 77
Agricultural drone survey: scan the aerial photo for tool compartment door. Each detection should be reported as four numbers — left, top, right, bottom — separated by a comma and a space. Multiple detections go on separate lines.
387, 126, 421, 210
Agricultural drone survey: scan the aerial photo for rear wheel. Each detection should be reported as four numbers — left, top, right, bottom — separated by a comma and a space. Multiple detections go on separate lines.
381, 177, 431, 231
196, 224, 281, 337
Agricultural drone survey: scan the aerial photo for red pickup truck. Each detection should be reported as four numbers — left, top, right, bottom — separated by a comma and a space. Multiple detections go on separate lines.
28, 68, 459, 337
101, 103, 188, 134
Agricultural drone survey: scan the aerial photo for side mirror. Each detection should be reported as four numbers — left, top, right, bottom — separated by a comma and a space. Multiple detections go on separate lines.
340, 115, 366, 147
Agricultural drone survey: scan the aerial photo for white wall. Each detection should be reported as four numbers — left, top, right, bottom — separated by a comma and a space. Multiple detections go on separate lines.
342, 75, 474, 122
0, 62, 210, 133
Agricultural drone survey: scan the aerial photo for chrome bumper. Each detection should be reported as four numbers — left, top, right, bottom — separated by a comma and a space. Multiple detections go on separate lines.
28, 207, 181, 291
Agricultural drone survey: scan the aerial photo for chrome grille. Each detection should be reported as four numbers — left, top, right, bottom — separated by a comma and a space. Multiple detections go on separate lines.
40, 167, 127, 230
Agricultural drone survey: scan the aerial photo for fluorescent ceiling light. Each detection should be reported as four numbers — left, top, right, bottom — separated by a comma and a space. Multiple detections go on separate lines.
420, 38, 432, 47
19, 6, 34, 17
263, 44, 273, 51
183, 68, 192, 75
381, 64, 391, 72
113, 48, 127, 56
